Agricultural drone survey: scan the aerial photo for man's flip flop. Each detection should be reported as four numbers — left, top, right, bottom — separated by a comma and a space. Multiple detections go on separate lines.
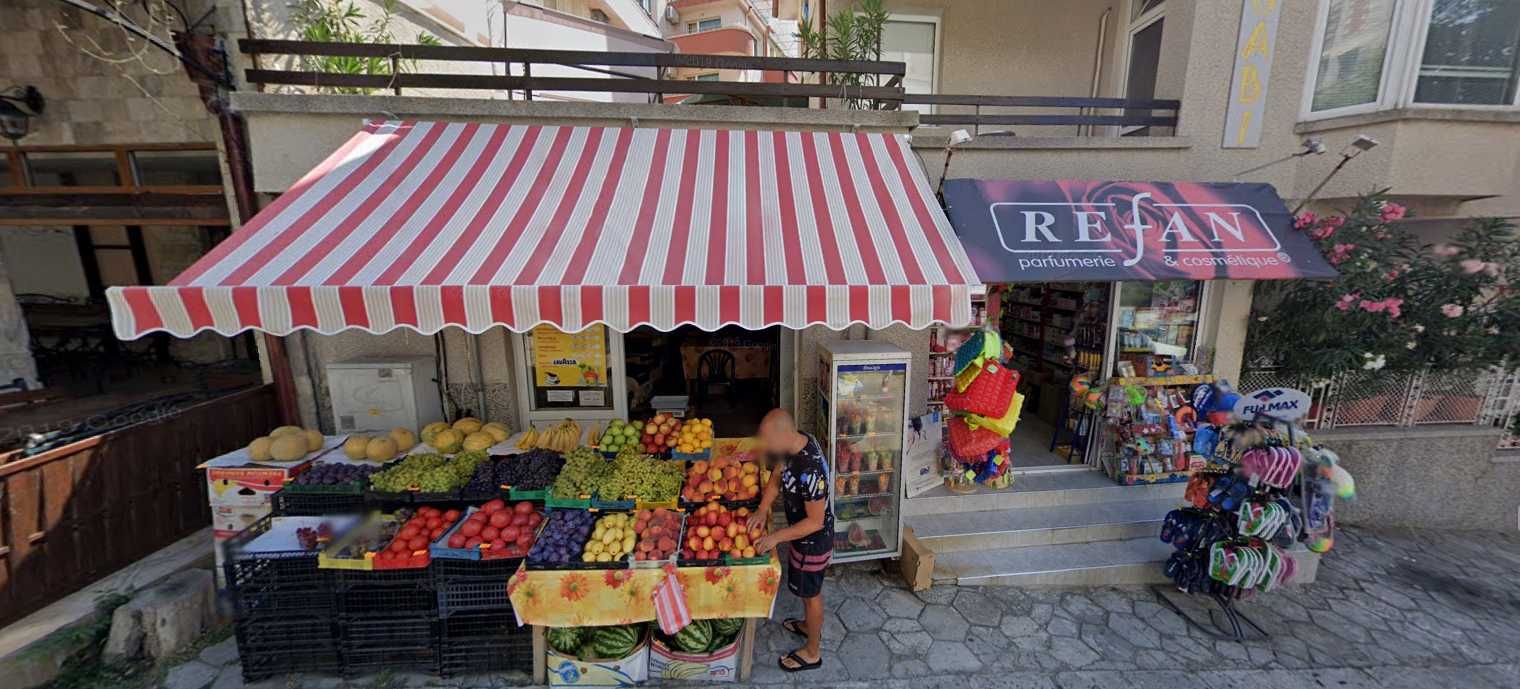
779, 650, 821, 673
781, 618, 807, 639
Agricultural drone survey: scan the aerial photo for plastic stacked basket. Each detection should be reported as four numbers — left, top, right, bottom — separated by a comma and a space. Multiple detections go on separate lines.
943, 330, 1026, 488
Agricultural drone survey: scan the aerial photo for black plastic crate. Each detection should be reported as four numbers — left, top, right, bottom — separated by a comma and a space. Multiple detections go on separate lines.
235, 615, 341, 681
272, 488, 367, 516
334, 567, 438, 617
339, 615, 440, 676
439, 610, 534, 677
433, 557, 522, 617
222, 518, 337, 618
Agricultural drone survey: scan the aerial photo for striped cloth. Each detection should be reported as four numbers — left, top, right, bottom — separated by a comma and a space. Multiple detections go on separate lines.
652, 563, 692, 635
108, 121, 982, 339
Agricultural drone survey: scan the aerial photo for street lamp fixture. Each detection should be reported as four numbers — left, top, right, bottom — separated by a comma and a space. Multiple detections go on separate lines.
0, 85, 45, 144
1292, 134, 1380, 215
935, 129, 974, 203
1230, 138, 1327, 181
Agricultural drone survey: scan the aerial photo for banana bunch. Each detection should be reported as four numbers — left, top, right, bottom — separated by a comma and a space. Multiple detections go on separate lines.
513, 418, 584, 452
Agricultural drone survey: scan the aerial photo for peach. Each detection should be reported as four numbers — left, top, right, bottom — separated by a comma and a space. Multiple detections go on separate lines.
696, 525, 711, 538
707, 468, 723, 482
718, 537, 734, 551
735, 534, 749, 549
702, 536, 716, 551
687, 535, 703, 551
726, 523, 739, 538
742, 546, 756, 558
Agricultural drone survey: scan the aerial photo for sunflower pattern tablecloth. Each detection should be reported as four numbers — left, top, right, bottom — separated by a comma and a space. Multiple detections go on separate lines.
507, 558, 782, 627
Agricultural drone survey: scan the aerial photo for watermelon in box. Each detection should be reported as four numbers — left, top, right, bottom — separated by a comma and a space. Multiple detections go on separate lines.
649, 618, 744, 682
545, 624, 650, 688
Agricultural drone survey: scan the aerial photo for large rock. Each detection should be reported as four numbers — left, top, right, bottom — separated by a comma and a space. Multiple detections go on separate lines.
103, 569, 217, 663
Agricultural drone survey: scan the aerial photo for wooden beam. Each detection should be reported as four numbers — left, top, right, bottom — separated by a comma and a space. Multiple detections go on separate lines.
0, 192, 231, 225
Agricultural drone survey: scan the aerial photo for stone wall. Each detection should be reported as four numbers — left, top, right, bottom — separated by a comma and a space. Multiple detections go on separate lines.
0, 250, 40, 389
1315, 425, 1518, 533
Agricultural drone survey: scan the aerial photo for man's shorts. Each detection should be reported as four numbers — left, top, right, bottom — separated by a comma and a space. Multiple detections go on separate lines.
786, 543, 833, 598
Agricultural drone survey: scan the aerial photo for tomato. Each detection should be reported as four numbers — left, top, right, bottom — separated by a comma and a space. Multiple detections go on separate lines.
511, 513, 529, 526
429, 527, 445, 540
425, 517, 442, 530
482, 499, 506, 514
398, 526, 420, 540
406, 537, 426, 551
465, 536, 483, 549
513, 501, 534, 514
500, 526, 519, 541
527, 512, 542, 527
515, 532, 533, 548
388, 540, 407, 553
481, 526, 499, 541
460, 521, 482, 537
443, 509, 461, 521
489, 538, 507, 551
448, 534, 467, 548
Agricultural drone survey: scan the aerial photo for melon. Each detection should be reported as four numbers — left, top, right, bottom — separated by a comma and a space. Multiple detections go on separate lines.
302, 429, 324, 452
420, 421, 450, 444
670, 619, 712, 654
452, 417, 483, 434
462, 431, 495, 452
429, 428, 463, 454
268, 435, 308, 462
248, 436, 274, 461
270, 425, 305, 438
546, 627, 585, 655
592, 624, 641, 659
389, 427, 417, 451
343, 435, 370, 460
481, 422, 510, 444
366, 436, 399, 462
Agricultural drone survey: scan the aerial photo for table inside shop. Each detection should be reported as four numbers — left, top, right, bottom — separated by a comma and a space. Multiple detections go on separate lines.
508, 555, 781, 682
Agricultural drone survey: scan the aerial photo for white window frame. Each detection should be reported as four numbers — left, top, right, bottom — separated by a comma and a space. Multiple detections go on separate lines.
1301, 0, 1520, 121
687, 17, 721, 33
1116, 0, 1167, 136
881, 12, 943, 111
511, 329, 629, 429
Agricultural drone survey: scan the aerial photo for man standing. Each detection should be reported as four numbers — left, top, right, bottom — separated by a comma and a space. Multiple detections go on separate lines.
751, 408, 832, 673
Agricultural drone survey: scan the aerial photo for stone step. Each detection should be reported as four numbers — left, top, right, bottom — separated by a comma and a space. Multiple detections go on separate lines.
902, 468, 1185, 517
907, 498, 1176, 553
932, 537, 1176, 587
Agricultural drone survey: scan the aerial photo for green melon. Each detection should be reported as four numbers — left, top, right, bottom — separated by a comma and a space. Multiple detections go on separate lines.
671, 619, 712, 654
546, 627, 584, 655
591, 624, 640, 658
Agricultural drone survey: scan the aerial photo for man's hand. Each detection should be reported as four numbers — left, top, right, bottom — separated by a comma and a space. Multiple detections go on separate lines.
746, 508, 770, 533
753, 533, 780, 554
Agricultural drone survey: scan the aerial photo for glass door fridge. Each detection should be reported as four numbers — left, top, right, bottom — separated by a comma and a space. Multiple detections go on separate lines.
813, 341, 910, 563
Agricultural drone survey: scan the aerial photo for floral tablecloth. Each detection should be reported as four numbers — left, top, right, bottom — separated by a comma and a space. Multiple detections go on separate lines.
507, 558, 782, 627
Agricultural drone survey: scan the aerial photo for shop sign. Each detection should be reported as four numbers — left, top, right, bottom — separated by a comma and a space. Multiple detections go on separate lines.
904, 413, 945, 499
531, 324, 608, 388
1222, 0, 1282, 148
942, 179, 1338, 282
1233, 387, 1312, 421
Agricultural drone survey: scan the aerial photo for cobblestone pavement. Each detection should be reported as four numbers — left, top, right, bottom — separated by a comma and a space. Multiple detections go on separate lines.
190, 525, 1520, 689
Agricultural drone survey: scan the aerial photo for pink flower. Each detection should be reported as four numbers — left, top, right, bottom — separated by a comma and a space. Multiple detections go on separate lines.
1335, 293, 1361, 311
1294, 212, 1317, 230
1359, 299, 1385, 313
1380, 202, 1407, 222
1328, 243, 1357, 265
1381, 298, 1403, 319
1441, 304, 1465, 318
1309, 216, 1346, 241
1483, 262, 1501, 277
1431, 244, 1460, 257
1460, 259, 1486, 274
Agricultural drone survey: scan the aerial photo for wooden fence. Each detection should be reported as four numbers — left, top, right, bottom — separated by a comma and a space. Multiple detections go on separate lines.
0, 385, 279, 626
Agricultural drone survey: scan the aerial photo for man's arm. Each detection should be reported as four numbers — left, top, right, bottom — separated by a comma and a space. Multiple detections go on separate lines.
748, 462, 784, 531
755, 498, 826, 553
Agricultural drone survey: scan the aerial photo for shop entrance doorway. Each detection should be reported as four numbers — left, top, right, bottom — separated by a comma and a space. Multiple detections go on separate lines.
623, 325, 781, 436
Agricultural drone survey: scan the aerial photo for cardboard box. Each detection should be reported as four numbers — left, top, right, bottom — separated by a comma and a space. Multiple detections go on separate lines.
200, 436, 346, 507
899, 527, 935, 591
212, 504, 269, 588
545, 636, 650, 687
648, 637, 739, 682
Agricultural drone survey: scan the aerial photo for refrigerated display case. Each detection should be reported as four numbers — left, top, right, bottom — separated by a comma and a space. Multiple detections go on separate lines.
813, 341, 910, 563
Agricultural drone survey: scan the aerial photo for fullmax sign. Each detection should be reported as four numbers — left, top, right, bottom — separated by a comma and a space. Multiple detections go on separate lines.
942, 180, 1339, 282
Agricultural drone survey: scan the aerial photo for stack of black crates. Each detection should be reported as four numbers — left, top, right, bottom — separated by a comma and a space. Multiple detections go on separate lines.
434, 557, 534, 677
222, 517, 341, 681
335, 567, 441, 676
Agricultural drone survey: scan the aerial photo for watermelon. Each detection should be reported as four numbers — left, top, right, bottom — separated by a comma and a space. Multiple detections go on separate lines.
708, 617, 742, 651
591, 624, 641, 659
546, 627, 585, 655
671, 619, 712, 654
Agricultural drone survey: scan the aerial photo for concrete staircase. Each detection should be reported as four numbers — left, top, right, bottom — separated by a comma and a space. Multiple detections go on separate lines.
904, 468, 1182, 587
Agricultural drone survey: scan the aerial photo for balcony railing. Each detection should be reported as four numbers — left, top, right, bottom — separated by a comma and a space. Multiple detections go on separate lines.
238, 39, 904, 104
903, 94, 1181, 133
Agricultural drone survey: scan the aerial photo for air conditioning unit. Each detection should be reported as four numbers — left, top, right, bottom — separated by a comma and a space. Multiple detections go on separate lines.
663, 4, 680, 24
326, 356, 444, 434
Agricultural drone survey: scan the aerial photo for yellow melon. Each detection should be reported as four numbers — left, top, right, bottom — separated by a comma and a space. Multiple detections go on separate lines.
389, 428, 417, 452
269, 435, 308, 462
420, 421, 450, 445
302, 429, 324, 452
366, 436, 399, 462
429, 428, 463, 454
270, 425, 305, 438
248, 436, 274, 461
343, 435, 371, 460
481, 422, 510, 443
452, 417, 483, 434
462, 431, 495, 452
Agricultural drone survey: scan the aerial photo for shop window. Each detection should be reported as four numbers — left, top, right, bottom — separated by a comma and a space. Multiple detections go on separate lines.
132, 149, 222, 187
687, 18, 721, 33
23, 151, 121, 187
523, 325, 614, 411
1113, 280, 1200, 378
1121, 0, 1165, 135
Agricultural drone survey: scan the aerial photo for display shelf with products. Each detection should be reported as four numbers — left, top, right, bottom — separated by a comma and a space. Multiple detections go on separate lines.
926, 294, 988, 408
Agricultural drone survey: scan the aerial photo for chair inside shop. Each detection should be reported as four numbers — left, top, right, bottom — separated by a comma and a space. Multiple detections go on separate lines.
696, 349, 737, 404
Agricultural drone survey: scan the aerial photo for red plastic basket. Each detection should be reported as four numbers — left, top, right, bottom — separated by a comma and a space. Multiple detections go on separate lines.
944, 362, 1019, 418
947, 416, 1006, 461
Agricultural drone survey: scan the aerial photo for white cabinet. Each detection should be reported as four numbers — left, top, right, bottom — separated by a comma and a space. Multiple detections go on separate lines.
326, 356, 444, 433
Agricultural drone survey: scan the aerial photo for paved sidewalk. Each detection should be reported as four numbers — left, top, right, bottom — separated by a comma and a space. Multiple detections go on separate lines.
181, 524, 1520, 689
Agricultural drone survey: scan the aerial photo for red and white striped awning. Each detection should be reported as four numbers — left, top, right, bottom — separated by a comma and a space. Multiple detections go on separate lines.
108, 121, 981, 339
